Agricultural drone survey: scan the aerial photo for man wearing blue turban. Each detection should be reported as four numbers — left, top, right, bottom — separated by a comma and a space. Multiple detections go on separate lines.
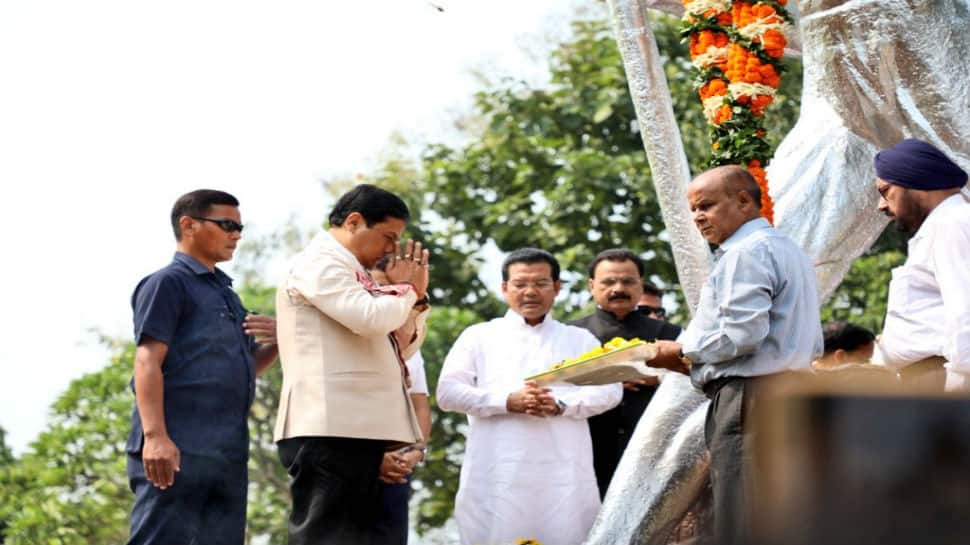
871, 138, 970, 392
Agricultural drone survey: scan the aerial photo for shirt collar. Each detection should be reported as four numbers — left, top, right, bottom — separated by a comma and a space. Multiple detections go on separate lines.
173, 252, 233, 285
503, 308, 554, 329
718, 217, 771, 253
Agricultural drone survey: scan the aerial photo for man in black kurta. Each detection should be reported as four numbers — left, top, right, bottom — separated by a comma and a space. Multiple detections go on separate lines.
570, 249, 681, 498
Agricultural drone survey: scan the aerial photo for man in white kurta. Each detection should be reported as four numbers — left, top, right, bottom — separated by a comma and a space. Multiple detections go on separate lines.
869, 139, 970, 392
437, 248, 623, 545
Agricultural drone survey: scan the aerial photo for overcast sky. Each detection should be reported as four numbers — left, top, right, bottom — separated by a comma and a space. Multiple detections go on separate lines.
0, 0, 586, 454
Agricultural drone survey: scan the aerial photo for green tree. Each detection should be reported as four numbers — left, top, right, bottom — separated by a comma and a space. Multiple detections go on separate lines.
820, 230, 907, 333
0, 340, 134, 545
0, 428, 12, 467
0, 426, 15, 543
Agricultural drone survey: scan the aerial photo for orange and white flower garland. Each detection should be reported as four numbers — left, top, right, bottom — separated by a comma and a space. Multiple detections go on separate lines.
682, 0, 792, 223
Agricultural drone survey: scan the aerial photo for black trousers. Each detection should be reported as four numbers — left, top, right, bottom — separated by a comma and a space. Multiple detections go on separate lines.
703, 376, 759, 545
127, 453, 247, 545
277, 436, 387, 545
376, 477, 411, 545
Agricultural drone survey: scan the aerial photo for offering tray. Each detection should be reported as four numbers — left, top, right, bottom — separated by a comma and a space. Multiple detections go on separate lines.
525, 340, 661, 386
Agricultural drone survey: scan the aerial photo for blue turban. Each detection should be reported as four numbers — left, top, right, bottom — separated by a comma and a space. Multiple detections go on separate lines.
874, 139, 968, 190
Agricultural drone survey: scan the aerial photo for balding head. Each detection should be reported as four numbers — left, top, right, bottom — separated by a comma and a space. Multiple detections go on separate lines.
688, 165, 764, 244
698, 165, 762, 204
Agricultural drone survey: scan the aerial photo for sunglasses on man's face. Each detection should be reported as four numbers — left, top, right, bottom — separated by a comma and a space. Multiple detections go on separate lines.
638, 305, 666, 319
191, 216, 244, 233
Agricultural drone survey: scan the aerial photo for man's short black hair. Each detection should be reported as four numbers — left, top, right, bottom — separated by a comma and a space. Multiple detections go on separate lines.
502, 248, 560, 282
587, 248, 645, 278
823, 321, 875, 354
328, 184, 410, 228
171, 189, 240, 241
642, 280, 662, 297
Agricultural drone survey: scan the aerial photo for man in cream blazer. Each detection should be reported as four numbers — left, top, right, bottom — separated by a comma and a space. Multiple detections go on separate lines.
274, 184, 430, 545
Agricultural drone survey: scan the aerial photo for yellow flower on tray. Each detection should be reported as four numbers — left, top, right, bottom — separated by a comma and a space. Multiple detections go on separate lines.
515, 539, 543, 545
547, 337, 644, 371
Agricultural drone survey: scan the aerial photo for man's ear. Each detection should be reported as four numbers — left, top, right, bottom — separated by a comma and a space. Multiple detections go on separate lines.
178, 215, 197, 239
833, 349, 848, 365
737, 188, 754, 209
588, 277, 595, 294
553, 280, 563, 297
344, 211, 364, 233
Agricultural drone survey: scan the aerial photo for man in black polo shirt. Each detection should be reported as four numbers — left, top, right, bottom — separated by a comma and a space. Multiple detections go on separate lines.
127, 189, 279, 545
570, 249, 681, 498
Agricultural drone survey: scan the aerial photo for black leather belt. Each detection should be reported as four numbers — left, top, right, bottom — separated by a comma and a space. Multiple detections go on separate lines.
702, 376, 741, 400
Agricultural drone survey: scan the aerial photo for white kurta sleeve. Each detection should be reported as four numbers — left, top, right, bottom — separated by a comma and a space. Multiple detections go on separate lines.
400, 307, 430, 361
872, 266, 931, 369
555, 383, 623, 419
553, 331, 623, 419
934, 223, 970, 372
436, 328, 511, 417
405, 352, 429, 395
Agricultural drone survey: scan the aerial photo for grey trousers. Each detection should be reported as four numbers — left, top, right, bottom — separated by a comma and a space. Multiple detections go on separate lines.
703, 377, 758, 545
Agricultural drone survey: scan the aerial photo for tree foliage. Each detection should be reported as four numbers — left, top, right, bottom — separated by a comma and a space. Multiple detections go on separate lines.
0, 341, 133, 545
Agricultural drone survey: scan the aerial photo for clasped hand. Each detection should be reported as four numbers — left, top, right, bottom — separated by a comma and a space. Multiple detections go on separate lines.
507, 380, 560, 417
378, 448, 423, 484
384, 239, 430, 298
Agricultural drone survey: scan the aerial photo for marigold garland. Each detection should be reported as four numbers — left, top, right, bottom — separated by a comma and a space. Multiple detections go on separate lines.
681, 0, 792, 224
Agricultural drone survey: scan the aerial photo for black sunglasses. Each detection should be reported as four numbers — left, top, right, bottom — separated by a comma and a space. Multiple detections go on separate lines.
638, 305, 666, 319
191, 216, 244, 233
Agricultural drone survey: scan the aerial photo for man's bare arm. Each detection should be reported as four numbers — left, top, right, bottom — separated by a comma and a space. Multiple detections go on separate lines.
133, 338, 180, 489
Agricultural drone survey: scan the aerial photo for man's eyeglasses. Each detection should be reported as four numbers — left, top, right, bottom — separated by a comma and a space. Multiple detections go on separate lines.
638, 305, 666, 319
191, 216, 244, 233
507, 280, 555, 291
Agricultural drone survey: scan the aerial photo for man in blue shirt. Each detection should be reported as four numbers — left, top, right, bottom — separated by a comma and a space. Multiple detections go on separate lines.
127, 189, 279, 545
649, 165, 823, 545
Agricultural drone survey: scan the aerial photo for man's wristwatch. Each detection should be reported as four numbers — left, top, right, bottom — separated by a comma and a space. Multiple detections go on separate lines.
678, 349, 694, 368
413, 294, 430, 309
401, 445, 428, 463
